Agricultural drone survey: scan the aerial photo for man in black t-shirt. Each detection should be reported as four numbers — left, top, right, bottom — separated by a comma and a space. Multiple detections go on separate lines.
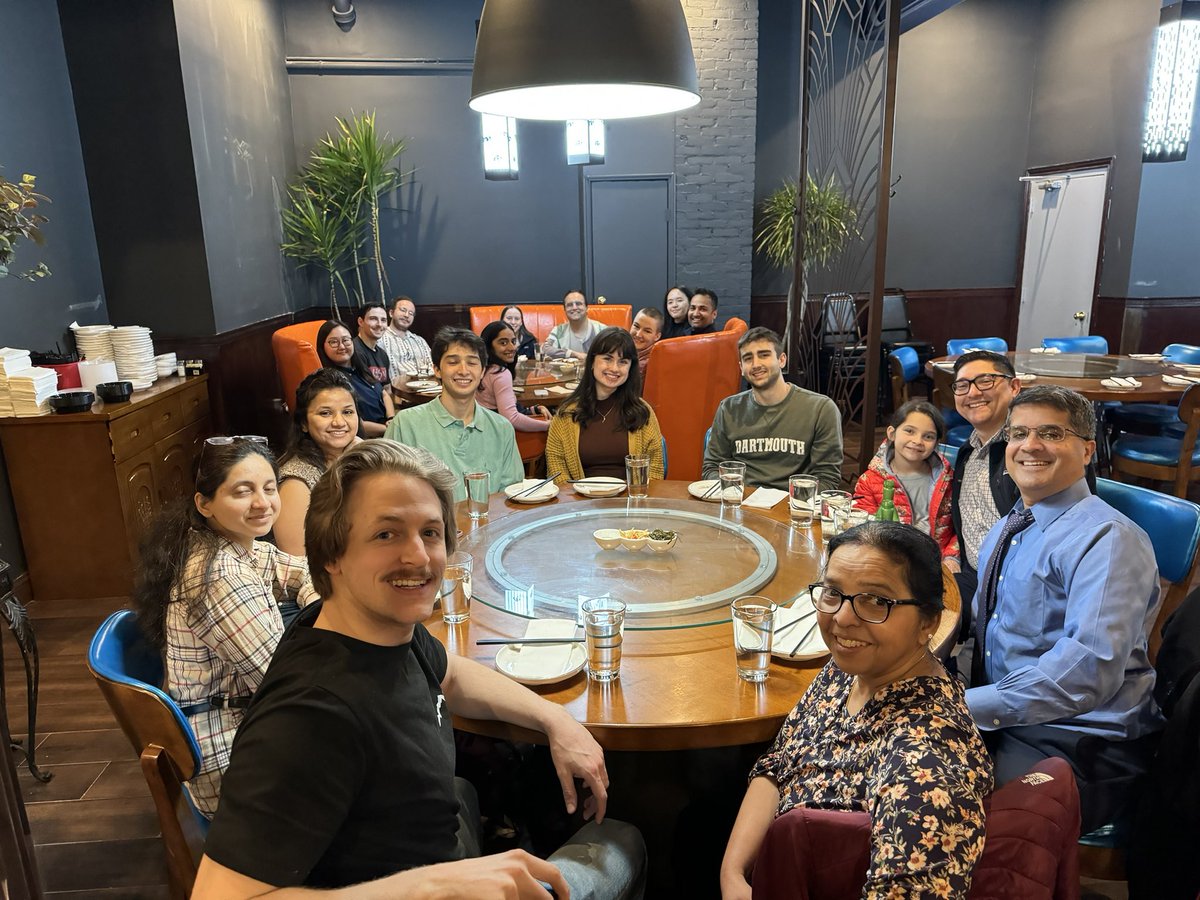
192, 442, 645, 900
352, 302, 391, 385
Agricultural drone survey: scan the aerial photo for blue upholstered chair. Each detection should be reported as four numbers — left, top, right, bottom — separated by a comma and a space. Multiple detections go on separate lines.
661, 435, 668, 479
1042, 335, 1109, 354
1109, 343, 1200, 437
1111, 385, 1200, 499
87, 610, 209, 898
946, 337, 1008, 356
887, 347, 921, 411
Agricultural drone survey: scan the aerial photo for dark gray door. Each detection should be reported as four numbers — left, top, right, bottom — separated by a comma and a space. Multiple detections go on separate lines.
587, 177, 671, 309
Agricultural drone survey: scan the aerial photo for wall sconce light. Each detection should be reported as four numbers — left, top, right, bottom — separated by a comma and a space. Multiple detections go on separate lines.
481, 114, 519, 181
566, 120, 605, 165
469, 0, 699, 121
1144, 0, 1200, 162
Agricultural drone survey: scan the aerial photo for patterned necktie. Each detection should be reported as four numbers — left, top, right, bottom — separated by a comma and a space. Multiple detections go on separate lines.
971, 506, 1035, 687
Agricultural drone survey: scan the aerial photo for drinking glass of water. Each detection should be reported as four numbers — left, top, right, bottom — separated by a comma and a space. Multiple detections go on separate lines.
719, 461, 747, 509
625, 455, 650, 499
441, 552, 473, 624
731, 596, 777, 683
788, 475, 819, 528
464, 472, 489, 520
581, 597, 626, 682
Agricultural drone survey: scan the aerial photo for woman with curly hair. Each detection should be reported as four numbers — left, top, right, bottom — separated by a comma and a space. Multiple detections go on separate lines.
131, 437, 316, 816
545, 327, 664, 484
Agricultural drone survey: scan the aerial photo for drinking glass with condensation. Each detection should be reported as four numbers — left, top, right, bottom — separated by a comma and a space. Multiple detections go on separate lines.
441, 552, 473, 624
789, 475, 819, 528
464, 472, 489, 520
581, 597, 626, 682
731, 596, 777, 683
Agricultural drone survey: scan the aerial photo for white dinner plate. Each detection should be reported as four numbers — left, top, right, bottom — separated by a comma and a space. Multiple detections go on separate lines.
505, 479, 561, 504
771, 600, 829, 662
495, 642, 586, 685
573, 476, 627, 498
687, 479, 723, 502
406, 379, 440, 390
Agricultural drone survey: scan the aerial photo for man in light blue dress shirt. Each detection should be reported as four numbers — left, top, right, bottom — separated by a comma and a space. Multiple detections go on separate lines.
964, 385, 1163, 832
385, 328, 524, 502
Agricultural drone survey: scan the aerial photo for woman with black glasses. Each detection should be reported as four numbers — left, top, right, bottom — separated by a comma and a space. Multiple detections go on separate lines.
721, 522, 992, 899
132, 436, 317, 817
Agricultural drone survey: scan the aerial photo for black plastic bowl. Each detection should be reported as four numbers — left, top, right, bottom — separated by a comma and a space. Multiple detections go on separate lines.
48, 391, 95, 414
96, 381, 134, 403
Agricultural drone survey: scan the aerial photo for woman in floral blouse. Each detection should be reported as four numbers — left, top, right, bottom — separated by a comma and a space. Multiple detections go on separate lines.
720, 521, 993, 899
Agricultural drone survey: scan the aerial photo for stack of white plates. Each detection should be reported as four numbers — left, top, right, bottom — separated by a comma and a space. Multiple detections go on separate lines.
8, 367, 60, 416
71, 324, 115, 361
155, 353, 177, 378
110, 326, 157, 390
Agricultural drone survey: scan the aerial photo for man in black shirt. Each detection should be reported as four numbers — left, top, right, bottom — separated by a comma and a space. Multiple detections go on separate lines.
352, 302, 391, 385
688, 288, 719, 335
193, 442, 645, 899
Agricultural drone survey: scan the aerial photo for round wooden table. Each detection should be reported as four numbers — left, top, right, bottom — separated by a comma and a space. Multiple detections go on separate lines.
927, 352, 1192, 403
427, 480, 959, 751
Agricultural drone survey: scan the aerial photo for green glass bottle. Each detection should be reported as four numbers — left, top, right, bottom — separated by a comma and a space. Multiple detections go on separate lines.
877, 478, 900, 521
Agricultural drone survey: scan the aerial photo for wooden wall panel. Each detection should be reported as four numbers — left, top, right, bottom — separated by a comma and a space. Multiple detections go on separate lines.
1119, 297, 1200, 354
1092, 296, 1127, 352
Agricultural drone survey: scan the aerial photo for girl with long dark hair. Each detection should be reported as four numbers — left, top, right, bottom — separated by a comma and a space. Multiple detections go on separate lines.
545, 326, 664, 484
274, 368, 363, 555
478, 321, 550, 432
131, 437, 316, 816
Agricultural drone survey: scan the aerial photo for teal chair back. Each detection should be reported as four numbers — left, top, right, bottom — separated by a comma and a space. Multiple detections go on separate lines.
1164, 343, 1200, 365
1043, 336, 1109, 354
947, 337, 1008, 355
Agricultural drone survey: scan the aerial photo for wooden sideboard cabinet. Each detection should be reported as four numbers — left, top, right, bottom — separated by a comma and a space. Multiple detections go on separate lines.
0, 375, 212, 602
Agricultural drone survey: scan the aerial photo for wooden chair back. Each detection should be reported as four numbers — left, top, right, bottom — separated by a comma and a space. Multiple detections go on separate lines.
141, 746, 206, 900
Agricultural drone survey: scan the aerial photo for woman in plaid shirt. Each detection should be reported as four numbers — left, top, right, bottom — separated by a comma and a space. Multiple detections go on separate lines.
132, 437, 317, 816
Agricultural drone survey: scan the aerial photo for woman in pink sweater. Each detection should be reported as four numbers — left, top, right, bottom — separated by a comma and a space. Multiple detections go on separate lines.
477, 321, 550, 432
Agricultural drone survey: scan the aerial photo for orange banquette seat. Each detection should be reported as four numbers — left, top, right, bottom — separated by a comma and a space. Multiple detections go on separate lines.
643, 328, 743, 482
272, 320, 324, 413
469, 304, 632, 339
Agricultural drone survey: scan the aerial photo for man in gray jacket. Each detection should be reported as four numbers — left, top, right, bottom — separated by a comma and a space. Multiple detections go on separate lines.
702, 327, 843, 491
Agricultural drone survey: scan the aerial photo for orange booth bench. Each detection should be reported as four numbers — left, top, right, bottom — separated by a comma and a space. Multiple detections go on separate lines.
468, 304, 632, 339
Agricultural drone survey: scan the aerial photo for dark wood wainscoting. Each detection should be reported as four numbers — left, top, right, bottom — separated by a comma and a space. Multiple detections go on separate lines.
1113, 296, 1200, 354
750, 287, 1018, 357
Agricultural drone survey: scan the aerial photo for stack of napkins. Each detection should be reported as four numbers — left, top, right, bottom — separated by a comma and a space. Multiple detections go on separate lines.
742, 487, 789, 509
0, 348, 35, 417
7, 367, 60, 416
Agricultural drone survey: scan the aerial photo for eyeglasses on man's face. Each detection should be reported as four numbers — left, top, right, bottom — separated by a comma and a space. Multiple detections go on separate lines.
1002, 424, 1090, 444
808, 583, 923, 624
950, 372, 1013, 395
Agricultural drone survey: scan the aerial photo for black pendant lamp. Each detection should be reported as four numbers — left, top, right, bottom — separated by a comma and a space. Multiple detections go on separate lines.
469, 0, 700, 121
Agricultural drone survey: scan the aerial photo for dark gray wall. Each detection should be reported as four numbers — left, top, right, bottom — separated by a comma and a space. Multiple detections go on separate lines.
175, 0, 301, 332
886, 0, 1039, 289
0, 0, 108, 573
1025, 0, 1158, 298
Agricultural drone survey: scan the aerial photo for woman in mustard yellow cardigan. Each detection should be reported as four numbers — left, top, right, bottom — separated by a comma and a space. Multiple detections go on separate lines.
545, 327, 664, 485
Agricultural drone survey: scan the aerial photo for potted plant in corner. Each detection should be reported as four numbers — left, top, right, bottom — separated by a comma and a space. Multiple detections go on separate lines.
0, 170, 51, 282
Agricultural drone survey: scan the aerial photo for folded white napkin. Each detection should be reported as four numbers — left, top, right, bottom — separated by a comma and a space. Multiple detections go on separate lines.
547, 385, 573, 395
1015, 372, 1037, 382
1164, 374, 1200, 387
509, 619, 579, 679
1130, 353, 1165, 360
1028, 347, 1045, 353
742, 487, 788, 509
932, 361, 955, 371
534, 389, 549, 397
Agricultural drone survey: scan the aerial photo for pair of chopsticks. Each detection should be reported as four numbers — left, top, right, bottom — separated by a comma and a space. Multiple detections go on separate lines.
476, 636, 582, 646
511, 472, 561, 499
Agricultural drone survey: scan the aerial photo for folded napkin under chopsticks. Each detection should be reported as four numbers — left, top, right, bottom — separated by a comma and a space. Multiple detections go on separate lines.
507, 619, 579, 679
1164, 374, 1200, 387
742, 487, 788, 509
1100, 377, 1142, 389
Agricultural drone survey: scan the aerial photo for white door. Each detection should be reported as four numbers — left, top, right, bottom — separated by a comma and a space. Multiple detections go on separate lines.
1015, 165, 1109, 349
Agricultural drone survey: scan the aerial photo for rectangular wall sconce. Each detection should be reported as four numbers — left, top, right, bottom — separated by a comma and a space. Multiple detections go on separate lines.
482, 113, 519, 180
566, 119, 605, 165
1144, 0, 1200, 162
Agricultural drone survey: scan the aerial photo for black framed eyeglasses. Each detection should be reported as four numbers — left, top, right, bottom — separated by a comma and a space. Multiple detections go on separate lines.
950, 372, 1013, 395
1002, 424, 1091, 444
808, 583, 923, 624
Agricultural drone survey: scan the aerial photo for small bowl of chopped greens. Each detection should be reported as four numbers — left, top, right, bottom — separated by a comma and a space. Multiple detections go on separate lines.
646, 529, 678, 553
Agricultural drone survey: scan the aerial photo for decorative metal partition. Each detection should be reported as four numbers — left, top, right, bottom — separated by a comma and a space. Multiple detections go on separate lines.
788, 0, 900, 477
